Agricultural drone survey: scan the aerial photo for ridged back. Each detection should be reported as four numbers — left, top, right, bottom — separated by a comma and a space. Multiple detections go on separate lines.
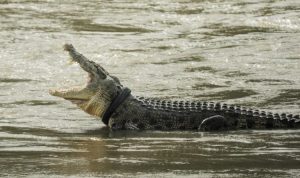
134, 96, 300, 129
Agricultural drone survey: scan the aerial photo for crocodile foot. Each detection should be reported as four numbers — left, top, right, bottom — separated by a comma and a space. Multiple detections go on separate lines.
198, 115, 228, 131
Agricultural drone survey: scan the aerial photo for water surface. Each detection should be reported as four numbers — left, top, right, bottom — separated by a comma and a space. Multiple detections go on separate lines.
0, 0, 300, 177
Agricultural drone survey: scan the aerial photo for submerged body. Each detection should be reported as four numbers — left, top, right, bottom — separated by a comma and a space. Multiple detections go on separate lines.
105, 95, 300, 131
50, 44, 300, 131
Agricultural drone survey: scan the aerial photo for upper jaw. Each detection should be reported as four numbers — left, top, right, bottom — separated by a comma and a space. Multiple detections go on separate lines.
63, 44, 107, 79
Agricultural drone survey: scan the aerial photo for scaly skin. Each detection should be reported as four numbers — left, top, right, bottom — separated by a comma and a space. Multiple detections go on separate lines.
109, 96, 300, 130
49, 44, 300, 131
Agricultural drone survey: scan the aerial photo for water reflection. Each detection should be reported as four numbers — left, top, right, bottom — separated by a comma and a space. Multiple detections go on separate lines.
2, 127, 299, 177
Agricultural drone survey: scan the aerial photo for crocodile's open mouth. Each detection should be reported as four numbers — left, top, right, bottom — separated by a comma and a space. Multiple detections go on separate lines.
49, 72, 93, 101
69, 98, 88, 105
49, 44, 123, 117
49, 84, 91, 105
49, 44, 102, 104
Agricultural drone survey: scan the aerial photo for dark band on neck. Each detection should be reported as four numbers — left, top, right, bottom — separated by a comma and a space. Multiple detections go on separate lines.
102, 87, 131, 125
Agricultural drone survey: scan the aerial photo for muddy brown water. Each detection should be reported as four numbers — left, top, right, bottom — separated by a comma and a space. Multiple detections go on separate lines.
0, 0, 300, 177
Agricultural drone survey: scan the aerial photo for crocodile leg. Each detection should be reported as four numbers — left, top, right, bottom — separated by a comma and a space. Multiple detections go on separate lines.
198, 115, 228, 131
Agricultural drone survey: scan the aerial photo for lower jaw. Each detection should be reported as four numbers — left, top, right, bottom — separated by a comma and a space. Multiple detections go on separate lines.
69, 99, 87, 105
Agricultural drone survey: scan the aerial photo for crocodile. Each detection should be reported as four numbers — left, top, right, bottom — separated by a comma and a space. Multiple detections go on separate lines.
49, 44, 300, 131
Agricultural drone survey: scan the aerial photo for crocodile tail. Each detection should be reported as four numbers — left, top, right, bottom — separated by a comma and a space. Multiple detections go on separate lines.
216, 104, 300, 129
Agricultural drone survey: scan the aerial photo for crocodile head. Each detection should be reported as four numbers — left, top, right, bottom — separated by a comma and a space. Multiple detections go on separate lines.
49, 44, 123, 117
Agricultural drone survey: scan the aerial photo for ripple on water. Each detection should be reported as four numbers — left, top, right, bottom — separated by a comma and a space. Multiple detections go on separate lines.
195, 89, 258, 100
285, 56, 300, 60
245, 79, 293, 86
152, 55, 206, 65
261, 89, 300, 106
0, 78, 34, 83
184, 66, 218, 73
223, 71, 252, 77
204, 24, 280, 36
70, 19, 154, 33
175, 8, 204, 15
258, 5, 300, 17
192, 83, 226, 90
0, 100, 58, 108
